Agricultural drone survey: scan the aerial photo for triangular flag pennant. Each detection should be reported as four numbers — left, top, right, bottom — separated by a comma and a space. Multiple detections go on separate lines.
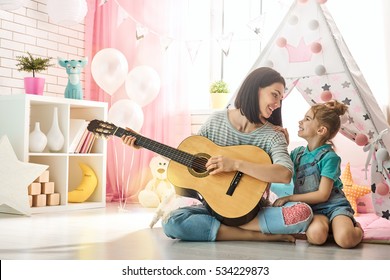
99, 0, 109, 6
116, 3, 130, 27
160, 36, 173, 53
227, 0, 390, 219
136, 23, 148, 40
185, 40, 202, 63
217, 32, 233, 57
247, 14, 266, 38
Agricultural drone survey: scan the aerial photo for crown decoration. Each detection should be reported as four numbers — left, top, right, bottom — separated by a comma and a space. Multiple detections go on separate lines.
285, 38, 313, 63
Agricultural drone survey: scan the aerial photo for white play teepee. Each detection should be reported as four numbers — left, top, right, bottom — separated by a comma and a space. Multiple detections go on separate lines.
229, 0, 390, 219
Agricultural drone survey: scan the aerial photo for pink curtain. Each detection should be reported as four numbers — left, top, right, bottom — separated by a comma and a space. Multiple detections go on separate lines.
85, 0, 191, 203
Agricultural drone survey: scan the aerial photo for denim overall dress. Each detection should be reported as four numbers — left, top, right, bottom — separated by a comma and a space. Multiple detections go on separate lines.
294, 146, 356, 222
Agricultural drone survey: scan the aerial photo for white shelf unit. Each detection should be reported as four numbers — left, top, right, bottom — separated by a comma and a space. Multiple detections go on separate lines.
0, 94, 108, 213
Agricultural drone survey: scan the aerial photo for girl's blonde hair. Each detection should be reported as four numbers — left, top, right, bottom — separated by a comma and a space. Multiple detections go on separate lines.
311, 99, 348, 141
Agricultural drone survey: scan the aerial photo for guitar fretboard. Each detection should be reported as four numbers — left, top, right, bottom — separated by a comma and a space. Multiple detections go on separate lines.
113, 126, 195, 167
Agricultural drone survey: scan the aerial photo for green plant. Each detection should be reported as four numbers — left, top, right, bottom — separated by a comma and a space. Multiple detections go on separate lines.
210, 80, 229, 94
16, 52, 54, 77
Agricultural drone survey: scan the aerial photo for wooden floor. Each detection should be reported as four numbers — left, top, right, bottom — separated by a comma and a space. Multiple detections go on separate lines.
0, 202, 389, 260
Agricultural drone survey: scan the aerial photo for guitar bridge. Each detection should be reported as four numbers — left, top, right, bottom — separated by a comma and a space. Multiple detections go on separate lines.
226, 171, 243, 196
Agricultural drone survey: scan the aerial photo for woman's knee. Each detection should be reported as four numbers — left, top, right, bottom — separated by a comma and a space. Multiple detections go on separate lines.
162, 208, 191, 239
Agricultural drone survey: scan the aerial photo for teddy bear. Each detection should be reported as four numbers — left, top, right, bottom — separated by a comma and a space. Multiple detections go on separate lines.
58, 57, 88, 100
138, 155, 175, 208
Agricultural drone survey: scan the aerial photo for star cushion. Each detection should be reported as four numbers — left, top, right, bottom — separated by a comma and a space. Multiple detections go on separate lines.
340, 162, 372, 216
0, 135, 48, 215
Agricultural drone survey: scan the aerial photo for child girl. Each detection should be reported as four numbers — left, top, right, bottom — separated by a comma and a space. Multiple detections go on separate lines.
273, 100, 363, 249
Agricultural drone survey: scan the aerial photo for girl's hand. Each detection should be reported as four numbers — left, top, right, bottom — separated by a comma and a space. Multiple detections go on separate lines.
121, 128, 141, 149
272, 196, 291, 207
274, 126, 289, 145
206, 156, 237, 175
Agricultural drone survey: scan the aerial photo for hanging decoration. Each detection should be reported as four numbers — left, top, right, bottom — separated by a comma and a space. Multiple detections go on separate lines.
99, 0, 108, 7
47, 0, 88, 26
185, 40, 202, 63
247, 14, 266, 38
217, 32, 234, 57
116, 2, 129, 27
0, 0, 26, 11
135, 24, 149, 41
99, 0, 265, 62
160, 36, 173, 53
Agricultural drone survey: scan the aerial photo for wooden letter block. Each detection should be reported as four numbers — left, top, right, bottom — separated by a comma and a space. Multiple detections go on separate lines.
34, 170, 49, 183
41, 182, 55, 194
32, 194, 47, 207
28, 182, 41, 195
46, 193, 60, 206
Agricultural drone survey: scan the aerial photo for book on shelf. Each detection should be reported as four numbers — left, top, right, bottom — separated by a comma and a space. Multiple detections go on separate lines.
80, 131, 94, 153
68, 119, 89, 153
74, 128, 89, 153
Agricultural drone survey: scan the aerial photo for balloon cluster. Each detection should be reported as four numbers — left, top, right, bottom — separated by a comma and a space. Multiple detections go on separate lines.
91, 48, 161, 132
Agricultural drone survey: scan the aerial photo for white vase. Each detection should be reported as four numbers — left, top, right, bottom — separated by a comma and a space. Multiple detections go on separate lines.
46, 107, 65, 152
29, 122, 47, 152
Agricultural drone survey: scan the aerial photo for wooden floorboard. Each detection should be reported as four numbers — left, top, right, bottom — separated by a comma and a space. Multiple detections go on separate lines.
0, 203, 389, 260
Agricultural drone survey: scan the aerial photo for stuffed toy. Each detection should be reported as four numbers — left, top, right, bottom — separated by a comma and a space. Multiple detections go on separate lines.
58, 57, 88, 100
138, 155, 175, 208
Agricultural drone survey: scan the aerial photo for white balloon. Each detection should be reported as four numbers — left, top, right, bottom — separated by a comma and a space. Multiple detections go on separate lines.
108, 100, 144, 132
91, 48, 128, 95
125, 65, 161, 107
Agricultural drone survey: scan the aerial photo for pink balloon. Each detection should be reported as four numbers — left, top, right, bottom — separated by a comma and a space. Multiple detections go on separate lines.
91, 48, 128, 95
108, 99, 144, 132
355, 134, 368, 146
376, 182, 389, 196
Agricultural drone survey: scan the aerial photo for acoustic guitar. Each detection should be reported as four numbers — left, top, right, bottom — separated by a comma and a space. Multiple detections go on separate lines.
87, 119, 271, 226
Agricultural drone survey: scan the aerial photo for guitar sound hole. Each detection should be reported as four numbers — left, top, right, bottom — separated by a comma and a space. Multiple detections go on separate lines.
188, 154, 209, 178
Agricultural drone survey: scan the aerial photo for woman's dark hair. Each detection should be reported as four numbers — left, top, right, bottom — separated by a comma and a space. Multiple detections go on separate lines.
234, 67, 285, 126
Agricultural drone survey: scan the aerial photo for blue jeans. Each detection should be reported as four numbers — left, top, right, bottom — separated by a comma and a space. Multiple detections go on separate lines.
295, 152, 356, 223
162, 202, 313, 241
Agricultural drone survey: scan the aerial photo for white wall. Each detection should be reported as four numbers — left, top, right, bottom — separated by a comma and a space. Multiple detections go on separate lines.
0, 0, 85, 96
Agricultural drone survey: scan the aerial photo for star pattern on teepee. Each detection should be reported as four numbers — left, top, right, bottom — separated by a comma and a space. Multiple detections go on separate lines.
340, 162, 371, 215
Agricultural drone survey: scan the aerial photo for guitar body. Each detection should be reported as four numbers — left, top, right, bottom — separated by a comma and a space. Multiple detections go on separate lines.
167, 135, 271, 226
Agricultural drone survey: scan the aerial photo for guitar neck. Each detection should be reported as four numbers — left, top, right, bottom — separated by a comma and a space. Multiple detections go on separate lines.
112, 126, 194, 167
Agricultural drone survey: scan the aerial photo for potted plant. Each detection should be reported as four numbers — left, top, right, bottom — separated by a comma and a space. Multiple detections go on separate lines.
16, 52, 53, 95
210, 80, 230, 109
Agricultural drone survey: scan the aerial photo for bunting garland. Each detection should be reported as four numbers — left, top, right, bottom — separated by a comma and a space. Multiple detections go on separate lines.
98, 0, 276, 62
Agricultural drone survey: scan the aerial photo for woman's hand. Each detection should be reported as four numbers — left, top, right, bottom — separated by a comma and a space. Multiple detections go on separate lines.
121, 128, 141, 149
274, 126, 289, 145
272, 195, 291, 207
205, 156, 238, 175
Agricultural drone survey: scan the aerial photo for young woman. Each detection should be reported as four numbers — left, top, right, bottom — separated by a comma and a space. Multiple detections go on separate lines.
273, 100, 363, 248
123, 67, 313, 242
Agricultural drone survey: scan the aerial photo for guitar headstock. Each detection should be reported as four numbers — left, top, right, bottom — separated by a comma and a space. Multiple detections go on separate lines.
87, 119, 117, 139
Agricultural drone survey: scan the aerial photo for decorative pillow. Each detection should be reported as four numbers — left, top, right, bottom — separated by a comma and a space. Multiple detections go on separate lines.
340, 162, 372, 215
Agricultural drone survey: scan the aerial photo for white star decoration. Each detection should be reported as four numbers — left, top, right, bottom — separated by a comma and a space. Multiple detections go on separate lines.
0, 135, 48, 215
